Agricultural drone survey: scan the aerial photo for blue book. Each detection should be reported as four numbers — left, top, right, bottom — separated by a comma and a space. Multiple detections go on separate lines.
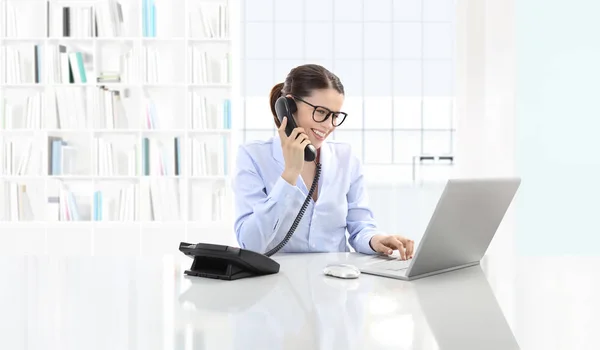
93, 191, 102, 221
175, 137, 181, 176
142, 138, 150, 175
67, 191, 79, 221
150, 0, 156, 37
224, 99, 231, 129
35, 45, 42, 83
75, 52, 87, 83
142, 0, 147, 36
98, 192, 102, 221
51, 140, 63, 175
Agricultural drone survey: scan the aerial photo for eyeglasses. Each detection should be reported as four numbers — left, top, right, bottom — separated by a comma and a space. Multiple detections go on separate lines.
292, 95, 348, 127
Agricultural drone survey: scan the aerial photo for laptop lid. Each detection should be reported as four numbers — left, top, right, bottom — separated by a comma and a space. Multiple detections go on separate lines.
406, 178, 521, 278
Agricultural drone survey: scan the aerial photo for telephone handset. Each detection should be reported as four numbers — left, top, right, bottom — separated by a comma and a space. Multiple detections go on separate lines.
179, 96, 321, 281
274, 96, 317, 162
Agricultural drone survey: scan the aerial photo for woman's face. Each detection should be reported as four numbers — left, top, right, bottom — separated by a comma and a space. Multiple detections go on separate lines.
290, 88, 345, 149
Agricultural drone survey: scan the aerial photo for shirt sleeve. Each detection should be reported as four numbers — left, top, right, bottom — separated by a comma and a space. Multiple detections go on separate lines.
346, 154, 381, 255
233, 145, 307, 253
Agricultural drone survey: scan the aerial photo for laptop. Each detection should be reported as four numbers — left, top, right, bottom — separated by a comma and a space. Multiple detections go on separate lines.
359, 177, 521, 281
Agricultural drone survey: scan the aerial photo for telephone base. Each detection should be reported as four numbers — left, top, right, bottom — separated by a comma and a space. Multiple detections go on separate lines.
179, 242, 280, 281
183, 256, 261, 280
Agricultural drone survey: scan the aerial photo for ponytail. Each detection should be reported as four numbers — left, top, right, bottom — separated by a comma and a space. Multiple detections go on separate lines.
269, 82, 285, 127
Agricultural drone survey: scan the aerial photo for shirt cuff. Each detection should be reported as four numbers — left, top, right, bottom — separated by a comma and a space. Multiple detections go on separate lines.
355, 229, 379, 255
269, 176, 299, 201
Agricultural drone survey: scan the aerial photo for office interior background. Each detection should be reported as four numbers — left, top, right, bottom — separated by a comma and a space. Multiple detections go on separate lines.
1, 0, 599, 257
1, 0, 600, 349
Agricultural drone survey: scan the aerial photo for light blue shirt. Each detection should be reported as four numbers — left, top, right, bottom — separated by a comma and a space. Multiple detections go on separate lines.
232, 135, 382, 255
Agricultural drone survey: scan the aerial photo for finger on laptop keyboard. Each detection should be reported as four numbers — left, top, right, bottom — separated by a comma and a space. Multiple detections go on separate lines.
405, 239, 415, 259
390, 237, 406, 260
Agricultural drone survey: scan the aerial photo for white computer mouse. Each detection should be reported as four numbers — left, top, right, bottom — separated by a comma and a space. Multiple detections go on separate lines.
323, 263, 361, 279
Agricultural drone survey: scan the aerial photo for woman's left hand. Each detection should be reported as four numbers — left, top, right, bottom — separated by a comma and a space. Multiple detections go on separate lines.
370, 234, 414, 260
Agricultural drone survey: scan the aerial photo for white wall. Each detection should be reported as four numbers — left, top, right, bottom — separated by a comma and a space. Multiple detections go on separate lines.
515, 0, 600, 256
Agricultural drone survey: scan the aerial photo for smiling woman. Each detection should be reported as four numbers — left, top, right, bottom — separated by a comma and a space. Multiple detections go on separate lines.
232, 63, 415, 258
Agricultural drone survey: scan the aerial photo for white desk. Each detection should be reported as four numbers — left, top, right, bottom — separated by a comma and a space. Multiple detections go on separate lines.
1, 253, 600, 350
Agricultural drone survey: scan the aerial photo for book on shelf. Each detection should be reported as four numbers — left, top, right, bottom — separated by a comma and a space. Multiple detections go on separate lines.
142, 46, 160, 83
0, 44, 44, 84
190, 48, 231, 84
190, 137, 228, 176
94, 137, 138, 176
48, 87, 87, 129
1, 1, 18, 37
47, 136, 78, 175
190, 3, 229, 38
142, 0, 157, 37
140, 179, 181, 221
97, 71, 120, 83
90, 87, 129, 129
46, 186, 80, 221
47, 0, 123, 38
48, 86, 128, 130
0, 92, 43, 129
47, 44, 88, 84
93, 183, 138, 221
190, 93, 231, 129
144, 96, 158, 129
142, 137, 182, 176
95, 0, 124, 37
1, 139, 39, 176
0, 182, 34, 221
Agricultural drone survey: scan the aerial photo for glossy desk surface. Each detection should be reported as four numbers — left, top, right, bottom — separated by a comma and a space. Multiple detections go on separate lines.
1, 253, 599, 350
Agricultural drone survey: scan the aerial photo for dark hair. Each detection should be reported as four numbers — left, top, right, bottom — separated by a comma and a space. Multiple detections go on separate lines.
269, 64, 344, 127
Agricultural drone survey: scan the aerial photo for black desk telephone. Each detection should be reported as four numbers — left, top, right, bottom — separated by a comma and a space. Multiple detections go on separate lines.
180, 96, 321, 280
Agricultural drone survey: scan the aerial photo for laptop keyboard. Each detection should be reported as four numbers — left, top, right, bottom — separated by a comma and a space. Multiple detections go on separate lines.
376, 259, 411, 271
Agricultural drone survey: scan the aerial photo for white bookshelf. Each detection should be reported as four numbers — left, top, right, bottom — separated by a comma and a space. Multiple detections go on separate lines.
0, 0, 241, 255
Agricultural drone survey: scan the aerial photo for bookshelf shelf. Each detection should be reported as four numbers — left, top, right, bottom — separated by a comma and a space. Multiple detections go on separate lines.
1, 38, 45, 42
188, 129, 232, 135
0, 0, 239, 241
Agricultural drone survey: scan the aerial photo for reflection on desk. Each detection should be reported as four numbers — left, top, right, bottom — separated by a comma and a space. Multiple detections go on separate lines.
179, 253, 519, 350
2, 253, 600, 349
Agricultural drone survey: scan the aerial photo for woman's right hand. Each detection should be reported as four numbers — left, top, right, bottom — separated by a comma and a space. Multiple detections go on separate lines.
278, 116, 311, 185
